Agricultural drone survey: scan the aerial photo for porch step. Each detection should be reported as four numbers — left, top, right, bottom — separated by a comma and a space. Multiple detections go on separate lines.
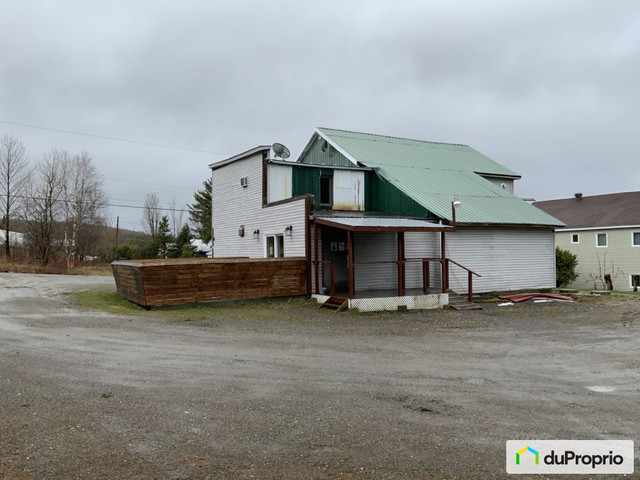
448, 292, 482, 311
321, 296, 349, 311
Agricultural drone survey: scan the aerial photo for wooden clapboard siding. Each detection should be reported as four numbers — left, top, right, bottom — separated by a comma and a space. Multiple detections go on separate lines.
112, 257, 307, 307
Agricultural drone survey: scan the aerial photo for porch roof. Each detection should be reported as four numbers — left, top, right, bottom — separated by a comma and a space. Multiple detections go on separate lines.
313, 215, 447, 232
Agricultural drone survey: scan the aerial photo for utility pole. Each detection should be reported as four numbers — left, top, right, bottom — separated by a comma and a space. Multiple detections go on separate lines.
115, 216, 119, 249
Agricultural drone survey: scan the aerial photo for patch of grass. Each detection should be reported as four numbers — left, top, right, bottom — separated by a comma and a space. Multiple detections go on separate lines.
74, 290, 150, 315
72, 289, 316, 322
69, 263, 113, 276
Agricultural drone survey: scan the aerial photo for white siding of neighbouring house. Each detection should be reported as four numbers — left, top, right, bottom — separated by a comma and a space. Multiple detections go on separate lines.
212, 153, 306, 258
267, 164, 292, 203
333, 170, 364, 211
445, 228, 556, 293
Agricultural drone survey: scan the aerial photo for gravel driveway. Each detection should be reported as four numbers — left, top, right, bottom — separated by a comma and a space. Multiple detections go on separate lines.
0, 272, 638, 479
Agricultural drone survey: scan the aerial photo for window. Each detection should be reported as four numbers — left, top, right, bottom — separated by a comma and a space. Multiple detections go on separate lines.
630, 274, 640, 289
633, 232, 640, 247
596, 233, 607, 247
265, 234, 284, 258
319, 175, 332, 206
571, 233, 579, 244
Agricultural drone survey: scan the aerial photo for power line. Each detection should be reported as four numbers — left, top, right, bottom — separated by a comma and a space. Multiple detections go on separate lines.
105, 177, 195, 190
4, 193, 191, 213
0, 119, 230, 156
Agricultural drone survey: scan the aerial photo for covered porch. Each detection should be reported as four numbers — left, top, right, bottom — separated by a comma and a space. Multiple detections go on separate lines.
310, 213, 480, 309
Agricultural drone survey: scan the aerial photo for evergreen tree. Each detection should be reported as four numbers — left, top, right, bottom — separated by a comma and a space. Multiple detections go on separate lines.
155, 215, 173, 257
175, 224, 196, 257
188, 179, 212, 243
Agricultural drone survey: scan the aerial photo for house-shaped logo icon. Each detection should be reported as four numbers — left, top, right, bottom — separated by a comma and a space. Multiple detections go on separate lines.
516, 446, 539, 465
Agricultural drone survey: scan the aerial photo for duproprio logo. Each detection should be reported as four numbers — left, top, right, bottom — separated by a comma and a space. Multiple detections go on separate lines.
516, 446, 539, 465
506, 440, 634, 474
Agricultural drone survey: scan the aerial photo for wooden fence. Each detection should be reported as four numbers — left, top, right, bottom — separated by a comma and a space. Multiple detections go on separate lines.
111, 257, 307, 307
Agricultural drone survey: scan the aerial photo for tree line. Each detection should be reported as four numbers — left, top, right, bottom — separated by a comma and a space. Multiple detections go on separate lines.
0, 134, 108, 266
2, 133, 214, 266
115, 180, 211, 261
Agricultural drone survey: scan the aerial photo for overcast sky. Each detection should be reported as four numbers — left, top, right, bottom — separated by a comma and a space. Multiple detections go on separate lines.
1, 0, 638, 232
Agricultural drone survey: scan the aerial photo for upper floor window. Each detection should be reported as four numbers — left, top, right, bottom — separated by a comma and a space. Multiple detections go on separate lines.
571, 233, 579, 244
319, 175, 333, 206
633, 232, 640, 247
596, 233, 607, 247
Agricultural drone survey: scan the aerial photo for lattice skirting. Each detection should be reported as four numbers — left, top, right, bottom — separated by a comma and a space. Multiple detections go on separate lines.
312, 294, 448, 312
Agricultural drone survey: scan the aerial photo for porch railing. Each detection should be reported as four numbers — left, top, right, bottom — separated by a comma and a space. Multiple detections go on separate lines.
446, 259, 482, 302
314, 257, 481, 302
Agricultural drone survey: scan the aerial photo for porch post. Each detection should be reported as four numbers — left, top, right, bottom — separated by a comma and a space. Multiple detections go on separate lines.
304, 197, 312, 296
441, 231, 448, 292
347, 230, 355, 299
397, 231, 405, 296
314, 219, 319, 294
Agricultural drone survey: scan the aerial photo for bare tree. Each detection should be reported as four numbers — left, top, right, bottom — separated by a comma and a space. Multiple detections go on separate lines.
168, 196, 184, 238
23, 149, 67, 266
142, 192, 161, 236
0, 134, 31, 258
62, 151, 108, 267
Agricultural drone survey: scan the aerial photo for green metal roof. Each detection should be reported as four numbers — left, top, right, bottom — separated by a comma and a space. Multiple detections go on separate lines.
309, 128, 564, 227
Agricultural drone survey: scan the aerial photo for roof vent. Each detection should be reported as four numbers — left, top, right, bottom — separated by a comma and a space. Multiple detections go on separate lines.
575, 192, 583, 200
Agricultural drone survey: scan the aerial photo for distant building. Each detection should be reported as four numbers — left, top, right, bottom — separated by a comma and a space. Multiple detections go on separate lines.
535, 192, 640, 291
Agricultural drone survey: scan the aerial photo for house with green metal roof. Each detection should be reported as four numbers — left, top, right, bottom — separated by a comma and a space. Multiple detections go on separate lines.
210, 127, 563, 309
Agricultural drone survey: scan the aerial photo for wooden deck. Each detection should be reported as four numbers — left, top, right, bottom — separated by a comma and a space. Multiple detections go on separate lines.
111, 257, 307, 307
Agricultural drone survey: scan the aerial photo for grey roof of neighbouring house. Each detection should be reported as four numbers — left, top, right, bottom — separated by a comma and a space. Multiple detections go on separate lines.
304, 128, 564, 227
534, 192, 640, 228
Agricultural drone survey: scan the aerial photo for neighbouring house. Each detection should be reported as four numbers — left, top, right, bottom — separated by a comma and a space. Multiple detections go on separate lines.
534, 192, 640, 291
210, 127, 563, 308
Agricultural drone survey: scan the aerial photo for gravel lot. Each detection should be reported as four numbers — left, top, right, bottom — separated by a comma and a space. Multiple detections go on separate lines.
0, 272, 638, 479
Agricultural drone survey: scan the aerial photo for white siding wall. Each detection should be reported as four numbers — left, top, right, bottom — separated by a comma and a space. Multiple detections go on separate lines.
481, 176, 515, 194
405, 232, 441, 289
354, 232, 397, 290
267, 164, 292, 203
445, 228, 556, 293
212, 153, 306, 258
352, 232, 441, 292
333, 170, 364, 211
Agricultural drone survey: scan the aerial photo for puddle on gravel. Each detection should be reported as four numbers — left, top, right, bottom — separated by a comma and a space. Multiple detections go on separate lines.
0, 318, 28, 332
585, 385, 617, 393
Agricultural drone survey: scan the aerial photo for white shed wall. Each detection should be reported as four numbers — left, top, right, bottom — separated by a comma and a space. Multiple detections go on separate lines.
212, 153, 306, 258
445, 228, 556, 293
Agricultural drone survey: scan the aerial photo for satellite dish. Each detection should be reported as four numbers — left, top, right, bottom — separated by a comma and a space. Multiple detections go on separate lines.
272, 142, 290, 159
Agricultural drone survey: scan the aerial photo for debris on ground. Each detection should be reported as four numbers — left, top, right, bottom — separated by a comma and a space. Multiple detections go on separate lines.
498, 293, 574, 303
